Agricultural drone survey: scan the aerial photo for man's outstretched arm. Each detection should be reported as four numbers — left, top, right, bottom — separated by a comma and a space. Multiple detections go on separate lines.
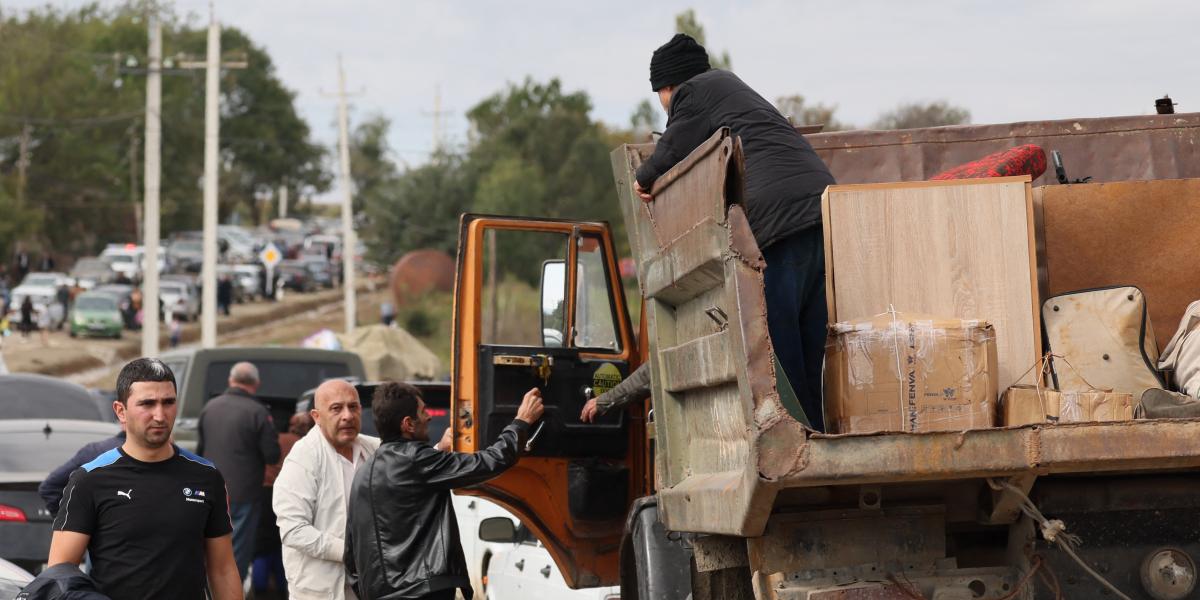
635, 85, 713, 195
417, 388, 544, 490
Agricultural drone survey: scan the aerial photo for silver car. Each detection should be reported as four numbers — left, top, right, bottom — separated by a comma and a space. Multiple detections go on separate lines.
159, 280, 199, 322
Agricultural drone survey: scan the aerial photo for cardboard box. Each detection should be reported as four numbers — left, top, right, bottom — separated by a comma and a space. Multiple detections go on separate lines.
1002, 386, 1134, 426
824, 313, 999, 434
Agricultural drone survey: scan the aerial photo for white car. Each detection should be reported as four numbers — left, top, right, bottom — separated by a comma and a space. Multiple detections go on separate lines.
231, 264, 264, 301
159, 280, 199, 321
452, 495, 516, 599
480, 516, 620, 600
7, 272, 69, 329
100, 245, 143, 281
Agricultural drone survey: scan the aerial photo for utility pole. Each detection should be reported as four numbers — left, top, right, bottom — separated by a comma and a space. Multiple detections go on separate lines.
423, 84, 452, 153
184, 6, 246, 348
278, 184, 288, 219
199, 8, 221, 349
141, 11, 163, 357
333, 55, 357, 335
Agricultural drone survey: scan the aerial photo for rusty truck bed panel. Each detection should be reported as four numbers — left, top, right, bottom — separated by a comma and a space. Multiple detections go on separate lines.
791, 420, 1200, 487
807, 112, 1200, 186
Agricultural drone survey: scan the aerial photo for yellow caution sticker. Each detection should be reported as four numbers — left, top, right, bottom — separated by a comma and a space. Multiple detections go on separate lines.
592, 363, 622, 396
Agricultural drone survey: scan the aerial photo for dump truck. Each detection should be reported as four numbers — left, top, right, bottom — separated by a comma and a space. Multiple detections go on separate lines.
448, 112, 1200, 600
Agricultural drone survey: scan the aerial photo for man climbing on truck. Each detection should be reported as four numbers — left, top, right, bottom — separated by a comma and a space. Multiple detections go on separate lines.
582, 32, 837, 430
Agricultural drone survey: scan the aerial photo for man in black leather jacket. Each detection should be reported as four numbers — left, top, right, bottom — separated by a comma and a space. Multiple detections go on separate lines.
345, 382, 544, 600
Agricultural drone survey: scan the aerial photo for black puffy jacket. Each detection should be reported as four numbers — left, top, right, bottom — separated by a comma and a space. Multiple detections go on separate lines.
345, 420, 529, 600
635, 69, 836, 250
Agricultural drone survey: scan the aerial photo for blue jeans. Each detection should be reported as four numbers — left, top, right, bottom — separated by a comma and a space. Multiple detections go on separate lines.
252, 552, 287, 593
229, 501, 261, 581
762, 227, 829, 432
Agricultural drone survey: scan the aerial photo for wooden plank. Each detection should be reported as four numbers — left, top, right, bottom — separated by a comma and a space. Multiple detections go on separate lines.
823, 176, 1040, 392
1041, 178, 1200, 352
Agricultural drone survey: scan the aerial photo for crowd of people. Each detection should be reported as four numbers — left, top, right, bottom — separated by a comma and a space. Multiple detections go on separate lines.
29, 356, 543, 600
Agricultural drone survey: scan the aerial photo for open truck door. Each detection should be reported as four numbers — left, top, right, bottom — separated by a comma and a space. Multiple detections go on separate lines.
451, 215, 645, 588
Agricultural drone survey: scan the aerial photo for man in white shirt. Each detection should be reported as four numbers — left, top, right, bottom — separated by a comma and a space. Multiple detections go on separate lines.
273, 379, 380, 599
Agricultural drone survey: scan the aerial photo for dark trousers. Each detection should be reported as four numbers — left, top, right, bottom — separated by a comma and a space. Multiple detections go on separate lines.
762, 227, 829, 432
229, 501, 261, 581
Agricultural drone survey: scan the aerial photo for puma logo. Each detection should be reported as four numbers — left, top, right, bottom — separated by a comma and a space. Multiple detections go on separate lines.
117, 489, 132, 500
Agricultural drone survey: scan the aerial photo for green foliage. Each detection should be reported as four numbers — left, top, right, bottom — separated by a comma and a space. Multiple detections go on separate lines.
358, 77, 631, 279
403, 306, 434, 338
360, 151, 471, 266
0, 4, 327, 259
872, 101, 971, 130
629, 99, 660, 139
775, 95, 852, 132
349, 114, 398, 216
674, 9, 731, 70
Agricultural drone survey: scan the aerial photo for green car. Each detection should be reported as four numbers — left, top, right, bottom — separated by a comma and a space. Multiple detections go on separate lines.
69, 291, 123, 339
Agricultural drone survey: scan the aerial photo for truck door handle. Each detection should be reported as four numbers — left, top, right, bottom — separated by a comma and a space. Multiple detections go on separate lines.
540, 565, 552, 578
515, 559, 524, 571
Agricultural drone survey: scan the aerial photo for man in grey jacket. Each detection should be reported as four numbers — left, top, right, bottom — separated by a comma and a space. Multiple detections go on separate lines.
199, 361, 281, 580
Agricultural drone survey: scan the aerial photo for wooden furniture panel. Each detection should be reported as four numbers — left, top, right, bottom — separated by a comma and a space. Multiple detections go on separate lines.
823, 177, 1040, 392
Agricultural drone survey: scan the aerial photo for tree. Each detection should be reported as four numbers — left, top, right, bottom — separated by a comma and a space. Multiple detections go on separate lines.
674, 9, 731, 70
629, 99, 660, 139
0, 4, 328, 260
872, 101, 971, 130
775, 95, 851, 131
360, 152, 471, 266
349, 114, 399, 215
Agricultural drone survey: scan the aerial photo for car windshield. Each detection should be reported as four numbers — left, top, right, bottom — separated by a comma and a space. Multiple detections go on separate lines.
172, 241, 202, 252
161, 284, 186, 295
0, 426, 117, 473
72, 260, 108, 274
0, 377, 103, 420
108, 254, 134, 263
23, 275, 57, 287
75, 295, 117, 311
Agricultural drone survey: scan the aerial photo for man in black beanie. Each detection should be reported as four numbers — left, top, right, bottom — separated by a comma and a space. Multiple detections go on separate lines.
635, 33, 837, 431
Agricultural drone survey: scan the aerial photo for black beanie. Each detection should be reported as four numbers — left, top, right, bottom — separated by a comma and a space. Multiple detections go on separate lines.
649, 33, 710, 91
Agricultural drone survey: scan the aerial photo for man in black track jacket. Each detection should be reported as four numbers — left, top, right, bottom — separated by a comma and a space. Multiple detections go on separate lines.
344, 382, 544, 600
633, 33, 836, 431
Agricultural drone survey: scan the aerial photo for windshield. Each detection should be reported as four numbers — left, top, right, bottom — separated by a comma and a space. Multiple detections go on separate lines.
23, 275, 57, 287
161, 284, 186, 295
172, 241, 202, 252
72, 260, 108, 274
75, 295, 117, 311
108, 254, 134, 263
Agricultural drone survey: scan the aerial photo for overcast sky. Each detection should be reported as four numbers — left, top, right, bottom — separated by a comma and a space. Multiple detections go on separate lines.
7, 0, 1199, 182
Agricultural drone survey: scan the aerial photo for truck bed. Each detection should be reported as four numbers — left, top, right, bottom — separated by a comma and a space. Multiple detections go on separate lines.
612, 130, 1200, 539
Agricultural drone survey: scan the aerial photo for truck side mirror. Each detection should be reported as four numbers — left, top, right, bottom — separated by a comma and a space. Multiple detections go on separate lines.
478, 516, 518, 543
540, 260, 566, 347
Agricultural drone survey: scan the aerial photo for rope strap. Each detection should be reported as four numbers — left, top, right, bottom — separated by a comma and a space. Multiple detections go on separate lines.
988, 478, 1131, 600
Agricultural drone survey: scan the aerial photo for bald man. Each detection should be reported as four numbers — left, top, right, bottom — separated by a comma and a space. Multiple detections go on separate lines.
273, 380, 380, 600
199, 361, 281, 581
